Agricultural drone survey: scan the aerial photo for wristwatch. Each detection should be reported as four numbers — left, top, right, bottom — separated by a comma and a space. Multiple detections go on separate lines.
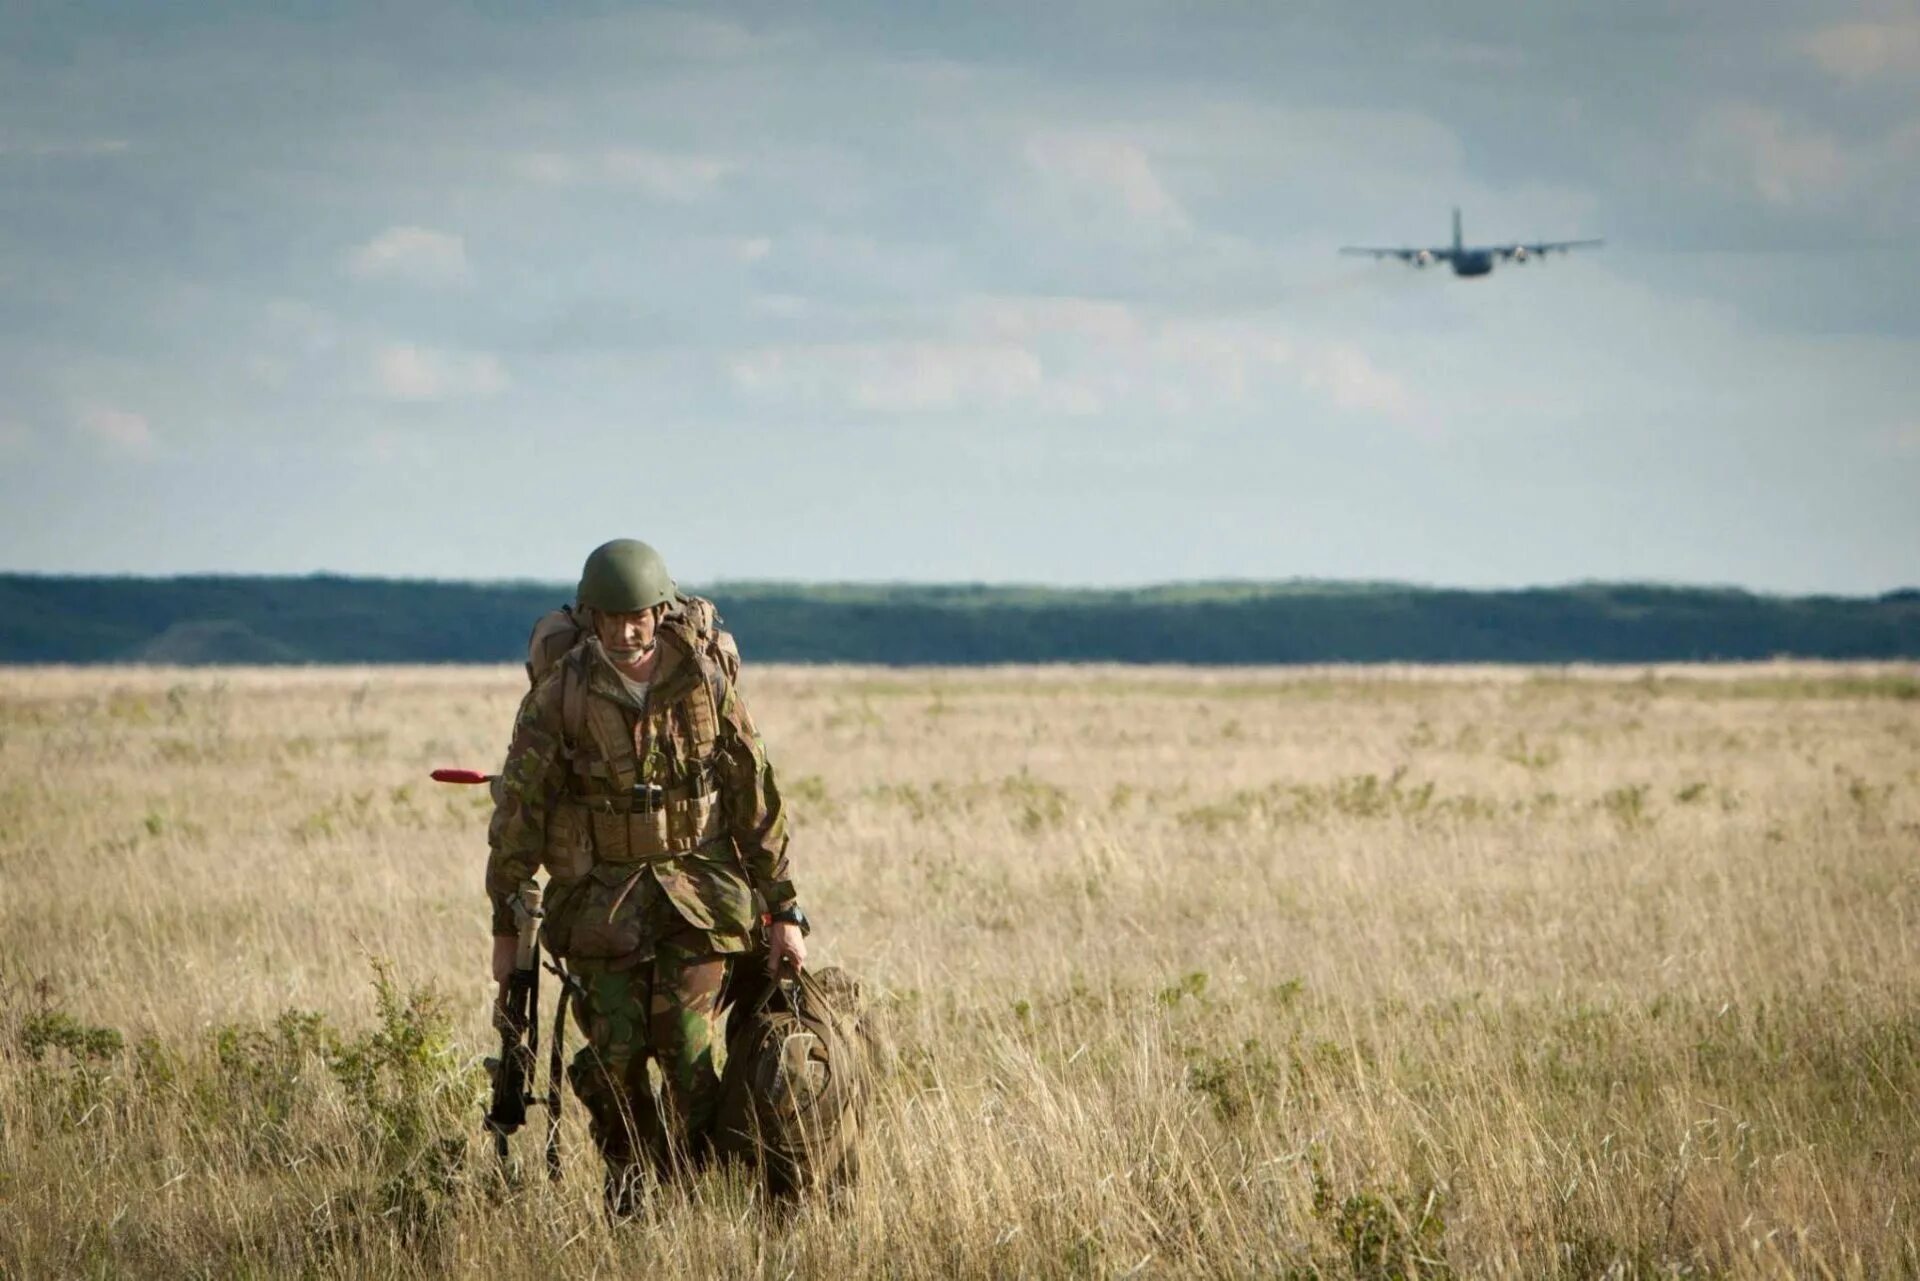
764, 904, 810, 936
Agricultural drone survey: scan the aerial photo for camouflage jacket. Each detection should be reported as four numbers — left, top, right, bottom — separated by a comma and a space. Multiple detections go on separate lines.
485, 615, 796, 962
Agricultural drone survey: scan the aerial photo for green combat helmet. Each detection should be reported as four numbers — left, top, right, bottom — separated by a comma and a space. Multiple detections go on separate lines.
577, 539, 677, 614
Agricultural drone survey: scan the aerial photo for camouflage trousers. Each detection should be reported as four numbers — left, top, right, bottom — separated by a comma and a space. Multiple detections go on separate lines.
565, 930, 729, 1181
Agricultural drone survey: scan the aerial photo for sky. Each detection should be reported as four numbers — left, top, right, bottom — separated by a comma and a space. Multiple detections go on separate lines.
1, 1, 1916, 593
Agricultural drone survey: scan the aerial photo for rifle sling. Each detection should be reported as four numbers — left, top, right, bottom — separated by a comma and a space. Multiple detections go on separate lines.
546, 964, 572, 1182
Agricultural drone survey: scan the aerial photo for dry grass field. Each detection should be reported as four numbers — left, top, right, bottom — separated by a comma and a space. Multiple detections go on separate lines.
1, 661, 1916, 1279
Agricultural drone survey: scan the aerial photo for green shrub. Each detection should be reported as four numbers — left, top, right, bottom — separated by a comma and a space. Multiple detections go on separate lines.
1311, 1161, 1452, 1281
21, 1009, 123, 1062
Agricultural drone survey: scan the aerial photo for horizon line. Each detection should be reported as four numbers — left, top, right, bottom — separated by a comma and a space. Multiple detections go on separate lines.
2, 569, 1915, 601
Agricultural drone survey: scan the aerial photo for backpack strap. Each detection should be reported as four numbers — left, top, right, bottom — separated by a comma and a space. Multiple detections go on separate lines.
560, 654, 587, 758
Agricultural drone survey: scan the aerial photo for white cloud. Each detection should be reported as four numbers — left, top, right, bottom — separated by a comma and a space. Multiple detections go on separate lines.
964, 295, 1141, 345
603, 148, 730, 200
1022, 132, 1192, 236
735, 236, 773, 263
72, 406, 152, 455
854, 345, 1043, 413
1295, 342, 1420, 424
1802, 20, 1920, 82
373, 344, 508, 402
1147, 321, 1286, 408
725, 309, 1420, 427
1692, 103, 1847, 206
1884, 424, 1920, 456
346, 226, 470, 285
513, 148, 731, 201
1141, 321, 1424, 425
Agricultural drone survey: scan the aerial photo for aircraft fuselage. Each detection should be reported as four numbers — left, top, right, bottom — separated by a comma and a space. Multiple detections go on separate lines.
1452, 251, 1494, 278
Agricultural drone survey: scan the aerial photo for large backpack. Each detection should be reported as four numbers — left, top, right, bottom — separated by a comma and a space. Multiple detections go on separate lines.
524, 595, 740, 688
711, 964, 885, 1198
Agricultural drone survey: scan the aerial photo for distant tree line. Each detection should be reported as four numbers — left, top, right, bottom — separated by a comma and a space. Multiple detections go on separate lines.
1, 574, 1916, 665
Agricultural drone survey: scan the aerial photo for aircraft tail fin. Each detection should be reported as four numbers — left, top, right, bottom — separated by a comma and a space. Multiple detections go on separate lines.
1452, 207, 1462, 252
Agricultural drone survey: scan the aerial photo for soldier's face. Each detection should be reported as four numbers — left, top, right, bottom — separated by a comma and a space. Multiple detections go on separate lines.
595, 608, 659, 664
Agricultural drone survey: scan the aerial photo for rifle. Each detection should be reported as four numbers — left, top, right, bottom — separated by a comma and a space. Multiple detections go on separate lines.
434, 767, 572, 1181
488, 880, 544, 1172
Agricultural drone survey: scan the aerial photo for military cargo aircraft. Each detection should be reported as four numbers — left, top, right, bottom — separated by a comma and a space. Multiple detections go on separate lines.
1341, 208, 1601, 278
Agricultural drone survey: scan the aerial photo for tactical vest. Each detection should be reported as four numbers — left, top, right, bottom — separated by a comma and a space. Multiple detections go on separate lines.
539, 622, 733, 881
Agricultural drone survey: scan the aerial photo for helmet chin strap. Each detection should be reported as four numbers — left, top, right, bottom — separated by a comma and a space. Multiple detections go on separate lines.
606, 642, 652, 661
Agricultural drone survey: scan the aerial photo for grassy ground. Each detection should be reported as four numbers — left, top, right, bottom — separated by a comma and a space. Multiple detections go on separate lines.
0, 661, 1915, 1278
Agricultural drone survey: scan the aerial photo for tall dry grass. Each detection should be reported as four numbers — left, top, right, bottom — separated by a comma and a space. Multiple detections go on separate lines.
0, 662, 1915, 1278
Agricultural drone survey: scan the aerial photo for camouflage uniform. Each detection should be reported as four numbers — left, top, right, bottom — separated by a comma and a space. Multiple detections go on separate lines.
486, 612, 796, 1183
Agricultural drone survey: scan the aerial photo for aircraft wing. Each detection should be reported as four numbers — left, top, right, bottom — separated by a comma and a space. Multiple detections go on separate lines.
1495, 238, 1603, 260
1339, 246, 1451, 262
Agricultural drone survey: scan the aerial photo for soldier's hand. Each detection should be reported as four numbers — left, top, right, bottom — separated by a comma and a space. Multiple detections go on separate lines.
766, 921, 807, 978
491, 935, 519, 983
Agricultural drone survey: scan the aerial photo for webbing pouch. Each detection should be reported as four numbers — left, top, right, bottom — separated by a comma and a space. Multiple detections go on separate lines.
542, 803, 593, 881
590, 807, 672, 862
666, 791, 720, 849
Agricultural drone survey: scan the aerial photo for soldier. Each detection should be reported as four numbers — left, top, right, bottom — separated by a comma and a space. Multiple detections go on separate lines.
485, 539, 808, 1210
